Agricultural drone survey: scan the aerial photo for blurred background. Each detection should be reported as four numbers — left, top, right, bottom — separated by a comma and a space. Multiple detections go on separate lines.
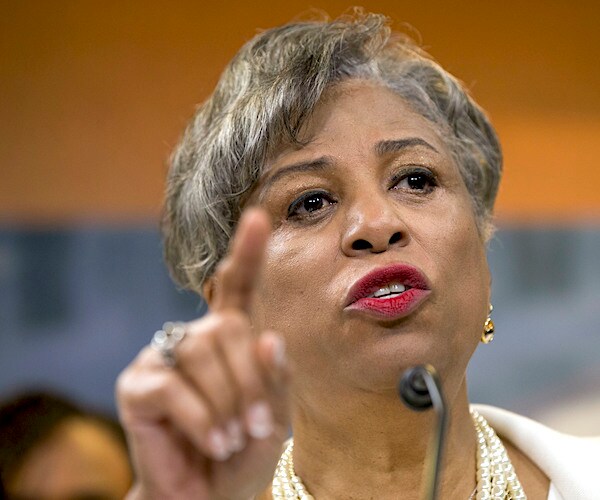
1, 1, 598, 435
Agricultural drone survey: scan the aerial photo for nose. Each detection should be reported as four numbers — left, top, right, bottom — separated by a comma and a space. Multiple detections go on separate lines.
341, 193, 409, 256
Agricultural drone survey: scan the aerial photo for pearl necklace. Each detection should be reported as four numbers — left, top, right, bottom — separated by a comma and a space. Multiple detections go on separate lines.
272, 409, 526, 499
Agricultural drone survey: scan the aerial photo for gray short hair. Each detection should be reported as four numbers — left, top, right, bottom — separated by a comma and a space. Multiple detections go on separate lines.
163, 10, 502, 294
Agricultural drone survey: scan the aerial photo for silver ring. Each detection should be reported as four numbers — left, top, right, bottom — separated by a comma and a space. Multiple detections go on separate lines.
151, 321, 186, 367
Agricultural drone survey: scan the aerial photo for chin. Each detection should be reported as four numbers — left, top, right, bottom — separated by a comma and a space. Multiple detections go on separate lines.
357, 332, 468, 393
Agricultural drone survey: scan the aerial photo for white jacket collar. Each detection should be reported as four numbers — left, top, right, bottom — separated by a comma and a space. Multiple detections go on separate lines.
473, 404, 600, 500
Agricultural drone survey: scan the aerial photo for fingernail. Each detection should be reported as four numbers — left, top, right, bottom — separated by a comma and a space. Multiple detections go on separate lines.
272, 336, 286, 369
226, 418, 246, 452
206, 427, 231, 461
246, 401, 274, 439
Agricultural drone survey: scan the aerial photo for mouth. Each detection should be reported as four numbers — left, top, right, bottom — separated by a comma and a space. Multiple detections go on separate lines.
344, 264, 431, 319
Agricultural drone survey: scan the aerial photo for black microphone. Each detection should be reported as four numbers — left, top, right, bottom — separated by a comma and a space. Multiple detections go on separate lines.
398, 364, 448, 500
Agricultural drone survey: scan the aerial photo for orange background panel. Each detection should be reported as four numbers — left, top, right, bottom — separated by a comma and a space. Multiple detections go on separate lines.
494, 114, 600, 223
1, 1, 599, 225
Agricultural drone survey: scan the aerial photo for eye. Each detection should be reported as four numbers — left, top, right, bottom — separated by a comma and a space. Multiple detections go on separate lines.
287, 191, 336, 218
392, 168, 437, 193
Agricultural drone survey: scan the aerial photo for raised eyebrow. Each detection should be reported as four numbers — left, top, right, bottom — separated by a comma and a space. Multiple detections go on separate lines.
259, 156, 334, 199
375, 137, 439, 156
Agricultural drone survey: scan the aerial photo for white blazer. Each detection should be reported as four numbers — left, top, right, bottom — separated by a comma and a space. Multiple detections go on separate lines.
475, 404, 600, 500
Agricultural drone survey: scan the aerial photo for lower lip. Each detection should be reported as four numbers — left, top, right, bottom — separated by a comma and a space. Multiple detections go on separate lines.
345, 289, 431, 319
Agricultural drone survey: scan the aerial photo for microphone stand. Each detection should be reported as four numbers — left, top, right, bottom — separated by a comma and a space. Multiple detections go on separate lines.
398, 364, 448, 500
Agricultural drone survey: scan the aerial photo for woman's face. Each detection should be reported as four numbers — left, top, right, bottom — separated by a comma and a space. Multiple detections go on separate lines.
249, 80, 490, 401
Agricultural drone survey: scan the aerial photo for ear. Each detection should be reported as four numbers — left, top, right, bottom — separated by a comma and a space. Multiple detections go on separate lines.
202, 275, 217, 310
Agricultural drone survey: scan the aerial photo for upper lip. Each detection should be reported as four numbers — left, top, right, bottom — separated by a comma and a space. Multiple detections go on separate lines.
344, 263, 430, 307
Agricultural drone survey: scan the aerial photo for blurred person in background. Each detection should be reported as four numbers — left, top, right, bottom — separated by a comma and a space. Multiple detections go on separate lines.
0, 391, 132, 500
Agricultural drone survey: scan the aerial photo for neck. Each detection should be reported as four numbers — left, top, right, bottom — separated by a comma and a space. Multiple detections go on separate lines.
290, 380, 477, 500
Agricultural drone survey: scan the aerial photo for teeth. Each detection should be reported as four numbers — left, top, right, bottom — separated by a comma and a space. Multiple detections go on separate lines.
369, 283, 407, 298
373, 287, 391, 298
390, 283, 407, 293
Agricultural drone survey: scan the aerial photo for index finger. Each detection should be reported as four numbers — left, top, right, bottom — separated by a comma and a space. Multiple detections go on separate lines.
212, 208, 272, 313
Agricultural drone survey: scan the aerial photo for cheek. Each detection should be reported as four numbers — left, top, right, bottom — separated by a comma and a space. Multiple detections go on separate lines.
457, 214, 489, 299
426, 190, 488, 280
433, 202, 490, 336
455, 224, 489, 327
250, 229, 337, 343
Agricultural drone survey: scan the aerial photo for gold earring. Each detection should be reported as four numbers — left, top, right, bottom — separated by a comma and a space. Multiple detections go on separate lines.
481, 304, 495, 344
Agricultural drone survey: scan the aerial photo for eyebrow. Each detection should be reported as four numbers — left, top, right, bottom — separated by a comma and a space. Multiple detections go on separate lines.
260, 137, 439, 197
259, 156, 334, 198
375, 137, 439, 156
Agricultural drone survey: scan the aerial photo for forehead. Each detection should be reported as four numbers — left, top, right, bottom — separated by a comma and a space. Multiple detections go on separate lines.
265, 79, 452, 170
11, 417, 131, 497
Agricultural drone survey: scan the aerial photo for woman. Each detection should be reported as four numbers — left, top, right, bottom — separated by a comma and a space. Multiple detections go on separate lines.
0, 391, 132, 499
116, 11, 598, 500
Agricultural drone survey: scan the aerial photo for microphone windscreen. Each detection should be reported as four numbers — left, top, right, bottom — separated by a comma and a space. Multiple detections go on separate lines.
398, 365, 433, 410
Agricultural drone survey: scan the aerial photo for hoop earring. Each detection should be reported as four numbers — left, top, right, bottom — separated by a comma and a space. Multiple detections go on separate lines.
481, 304, 495, 344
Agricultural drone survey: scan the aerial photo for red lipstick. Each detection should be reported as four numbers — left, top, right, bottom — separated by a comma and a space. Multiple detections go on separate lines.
344, 264, 431, 320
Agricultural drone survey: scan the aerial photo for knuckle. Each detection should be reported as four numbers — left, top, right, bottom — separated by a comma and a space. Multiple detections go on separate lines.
220, 310, 252, 336
115, 369, 134, 403
177, 332, 213, 365
144, 373, 173, 401
219, 309, 250, 330
188, 310, 250, 337
116, 371, 174, 427
211, 387, 235, 416
185, 403, 213, 432
115, 352, 153, 401
124, 369, 172, 407
204, 310, 252, 342
235, 369, 266, 403
136, 372, 171, 405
